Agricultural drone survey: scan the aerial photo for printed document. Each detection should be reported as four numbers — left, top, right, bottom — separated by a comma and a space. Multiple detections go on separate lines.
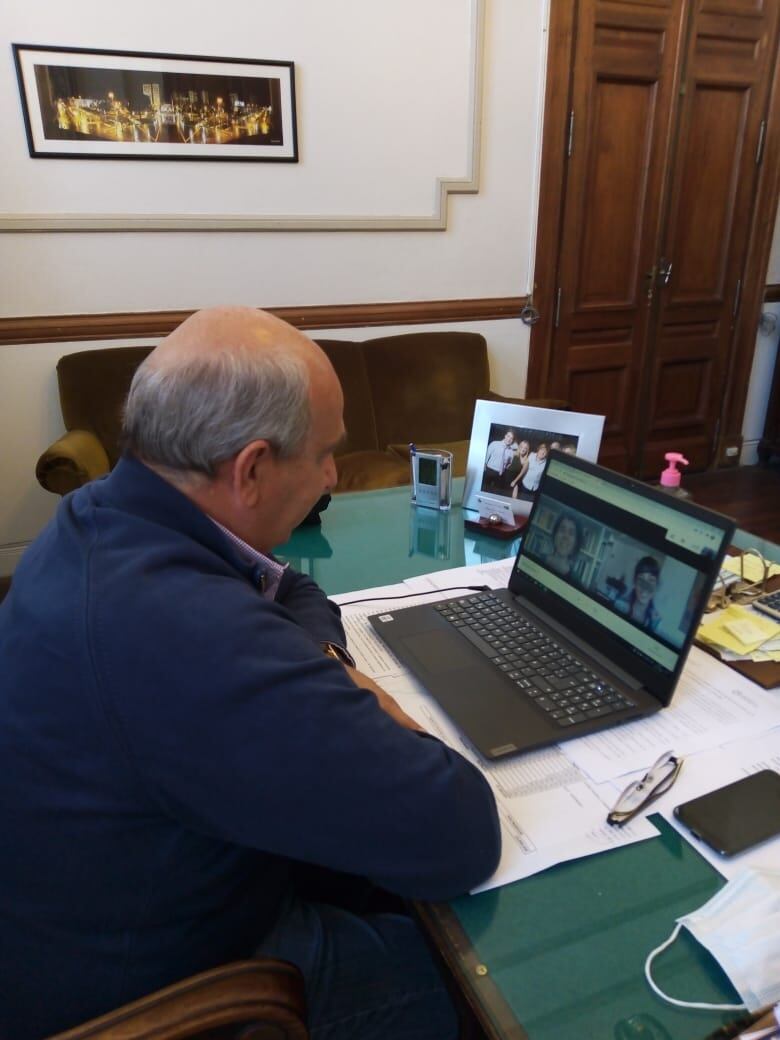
333, 566, 779, 891
335, 583, 656, 892
560, 647, 780, 784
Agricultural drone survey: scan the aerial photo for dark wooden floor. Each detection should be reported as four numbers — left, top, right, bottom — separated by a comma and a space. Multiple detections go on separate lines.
683, 464, 780, 543
0, 464, 778, 604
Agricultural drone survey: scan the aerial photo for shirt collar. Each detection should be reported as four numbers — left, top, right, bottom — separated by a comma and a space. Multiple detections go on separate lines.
211, 520, 287, 600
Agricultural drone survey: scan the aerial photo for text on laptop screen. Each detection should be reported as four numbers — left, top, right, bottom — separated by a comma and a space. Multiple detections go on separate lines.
513, 458, 725, 673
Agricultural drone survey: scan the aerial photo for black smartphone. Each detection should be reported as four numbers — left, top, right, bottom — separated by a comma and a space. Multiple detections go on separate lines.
674, 769, 780, 856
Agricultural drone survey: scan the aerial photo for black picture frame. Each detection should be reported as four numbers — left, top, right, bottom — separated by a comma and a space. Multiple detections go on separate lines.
12, 43, 298, 162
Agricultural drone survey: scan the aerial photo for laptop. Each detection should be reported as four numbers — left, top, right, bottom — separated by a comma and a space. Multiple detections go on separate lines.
369, 451, 734, 760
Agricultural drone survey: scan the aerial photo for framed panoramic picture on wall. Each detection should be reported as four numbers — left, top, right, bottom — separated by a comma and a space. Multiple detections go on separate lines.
12, 44, 298, 161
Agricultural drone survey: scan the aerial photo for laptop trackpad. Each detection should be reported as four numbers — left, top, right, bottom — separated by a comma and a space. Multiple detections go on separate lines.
401, 631, 481, 673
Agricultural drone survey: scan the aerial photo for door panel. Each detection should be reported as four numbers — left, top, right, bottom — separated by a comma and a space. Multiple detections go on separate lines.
578, 80, 656, 307
671, 88, 748, 299
549, 0, 687, 472
639, 0, 780, 475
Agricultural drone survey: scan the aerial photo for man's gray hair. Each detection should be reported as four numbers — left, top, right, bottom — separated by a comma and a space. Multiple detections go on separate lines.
122, 346, 311, 478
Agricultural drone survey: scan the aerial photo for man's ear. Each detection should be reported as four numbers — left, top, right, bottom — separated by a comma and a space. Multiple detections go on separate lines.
232, 439, 275, 506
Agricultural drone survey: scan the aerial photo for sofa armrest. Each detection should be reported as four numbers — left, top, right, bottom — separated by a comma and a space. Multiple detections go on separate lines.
35, 429, 111, 497
485, 390, 570, 411
49, 959, 308, 1040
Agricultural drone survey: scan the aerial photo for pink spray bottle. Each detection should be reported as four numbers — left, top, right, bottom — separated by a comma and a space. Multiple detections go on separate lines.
658, 452, 690, 499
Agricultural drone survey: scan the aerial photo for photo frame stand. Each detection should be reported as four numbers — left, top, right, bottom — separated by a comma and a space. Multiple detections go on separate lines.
464, 497, 527, 540
464, 515, 528, 540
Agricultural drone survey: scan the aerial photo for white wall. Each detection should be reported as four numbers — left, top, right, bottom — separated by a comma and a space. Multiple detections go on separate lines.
0, 0, 544, 305
740, 215, 780, 464
768, 211, 780, 284
0, 0, 548, 572
741, 302, 780, 465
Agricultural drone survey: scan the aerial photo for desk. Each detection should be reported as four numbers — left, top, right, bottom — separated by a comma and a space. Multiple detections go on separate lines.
276, 479, 522, 596
277, 483, 747, 1039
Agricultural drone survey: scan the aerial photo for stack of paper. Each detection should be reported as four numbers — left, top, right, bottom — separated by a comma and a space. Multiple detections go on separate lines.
698, 604, 780, 662
697, 553, 780, 662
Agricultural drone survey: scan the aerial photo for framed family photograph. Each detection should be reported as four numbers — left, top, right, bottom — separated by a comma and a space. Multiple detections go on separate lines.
463, 401, 605, 517
12, 44, 298, 161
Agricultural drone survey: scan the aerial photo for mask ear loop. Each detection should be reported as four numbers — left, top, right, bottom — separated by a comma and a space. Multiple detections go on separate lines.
644, 922, 747, 1011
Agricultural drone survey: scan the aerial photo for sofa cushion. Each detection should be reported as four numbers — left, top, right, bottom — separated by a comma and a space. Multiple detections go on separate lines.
334, 450, 410, 493
361, 332, 490, 447
315, 339, 379, 454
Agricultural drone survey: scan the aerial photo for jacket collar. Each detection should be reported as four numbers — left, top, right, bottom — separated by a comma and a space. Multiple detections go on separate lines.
93, 455, 261, 586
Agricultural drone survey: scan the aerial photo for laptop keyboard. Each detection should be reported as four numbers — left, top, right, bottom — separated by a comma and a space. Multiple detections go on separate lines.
434, 592, 635, 728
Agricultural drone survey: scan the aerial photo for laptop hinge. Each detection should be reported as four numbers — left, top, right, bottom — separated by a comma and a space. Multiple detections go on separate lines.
512, 595, 644, 692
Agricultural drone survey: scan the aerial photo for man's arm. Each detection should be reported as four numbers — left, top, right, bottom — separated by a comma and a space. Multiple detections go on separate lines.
109, 586, 502, 902
275, 567, 348, 648
344, 664, 424, 732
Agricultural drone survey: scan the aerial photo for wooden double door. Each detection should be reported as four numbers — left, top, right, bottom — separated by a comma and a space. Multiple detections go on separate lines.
529, 0, 780, 476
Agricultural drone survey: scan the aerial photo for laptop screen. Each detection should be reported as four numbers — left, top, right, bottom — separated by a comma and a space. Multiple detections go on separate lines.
509, 452, 733, 699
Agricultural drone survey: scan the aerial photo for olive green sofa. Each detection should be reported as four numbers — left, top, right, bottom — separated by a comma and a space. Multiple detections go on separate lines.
35, 330, 564, 497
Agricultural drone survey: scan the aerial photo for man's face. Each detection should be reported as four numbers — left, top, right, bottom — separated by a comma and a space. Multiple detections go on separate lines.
537, 443, 548, 460
256, 366, 345, 551
503, 431, 515, 445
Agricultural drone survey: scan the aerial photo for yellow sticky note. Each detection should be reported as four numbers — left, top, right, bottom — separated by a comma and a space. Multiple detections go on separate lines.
723, 616, 773, 646
697, 605, 779, 654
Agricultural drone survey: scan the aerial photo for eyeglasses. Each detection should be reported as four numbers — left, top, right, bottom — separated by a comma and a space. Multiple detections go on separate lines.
607, 751, 683, 827
707, 549, 772, 612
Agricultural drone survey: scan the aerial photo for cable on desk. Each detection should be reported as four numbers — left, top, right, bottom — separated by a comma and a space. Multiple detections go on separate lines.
337, 585, 490, 607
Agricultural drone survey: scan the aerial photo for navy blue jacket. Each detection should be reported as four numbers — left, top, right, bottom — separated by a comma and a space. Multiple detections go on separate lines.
0, 457, 500, 1038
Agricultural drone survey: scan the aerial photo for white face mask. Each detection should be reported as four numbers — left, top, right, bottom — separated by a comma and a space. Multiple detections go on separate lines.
645, 867, 780, 1012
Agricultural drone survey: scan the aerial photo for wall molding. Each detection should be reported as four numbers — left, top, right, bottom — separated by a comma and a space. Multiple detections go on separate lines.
0, 2, 484, 233
0, 296, 527, 346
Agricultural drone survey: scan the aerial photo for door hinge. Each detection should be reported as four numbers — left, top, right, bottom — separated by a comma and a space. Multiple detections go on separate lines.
554, 287, 562, 328
756, 120, 766, 165
679, 82, 687, 96
732, 278, 742, 319
567, 111, 575, 157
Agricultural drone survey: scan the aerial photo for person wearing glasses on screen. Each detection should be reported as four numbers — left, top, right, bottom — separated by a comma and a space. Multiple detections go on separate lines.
613, 556, 662, 632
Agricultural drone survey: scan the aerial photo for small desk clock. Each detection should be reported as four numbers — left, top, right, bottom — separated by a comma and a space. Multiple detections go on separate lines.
409, 444, 452, 511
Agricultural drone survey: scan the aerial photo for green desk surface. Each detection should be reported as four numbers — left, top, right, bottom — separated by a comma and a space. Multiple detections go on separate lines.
279, 485, 746, 1039
421, 817, 738, 1039
275, 479, 522, 597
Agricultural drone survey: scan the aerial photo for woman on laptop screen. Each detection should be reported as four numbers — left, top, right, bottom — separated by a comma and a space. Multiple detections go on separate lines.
543, 513, 583, 579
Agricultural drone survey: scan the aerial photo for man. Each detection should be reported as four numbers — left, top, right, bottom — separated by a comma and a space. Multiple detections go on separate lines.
482, 428, 516, 492
0, 307, 501, 1040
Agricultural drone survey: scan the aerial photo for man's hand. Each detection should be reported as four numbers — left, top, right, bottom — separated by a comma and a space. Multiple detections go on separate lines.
344, 665, 426, 733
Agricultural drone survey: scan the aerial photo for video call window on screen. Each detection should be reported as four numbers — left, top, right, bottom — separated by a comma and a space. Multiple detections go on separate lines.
522, 497, 709, 652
